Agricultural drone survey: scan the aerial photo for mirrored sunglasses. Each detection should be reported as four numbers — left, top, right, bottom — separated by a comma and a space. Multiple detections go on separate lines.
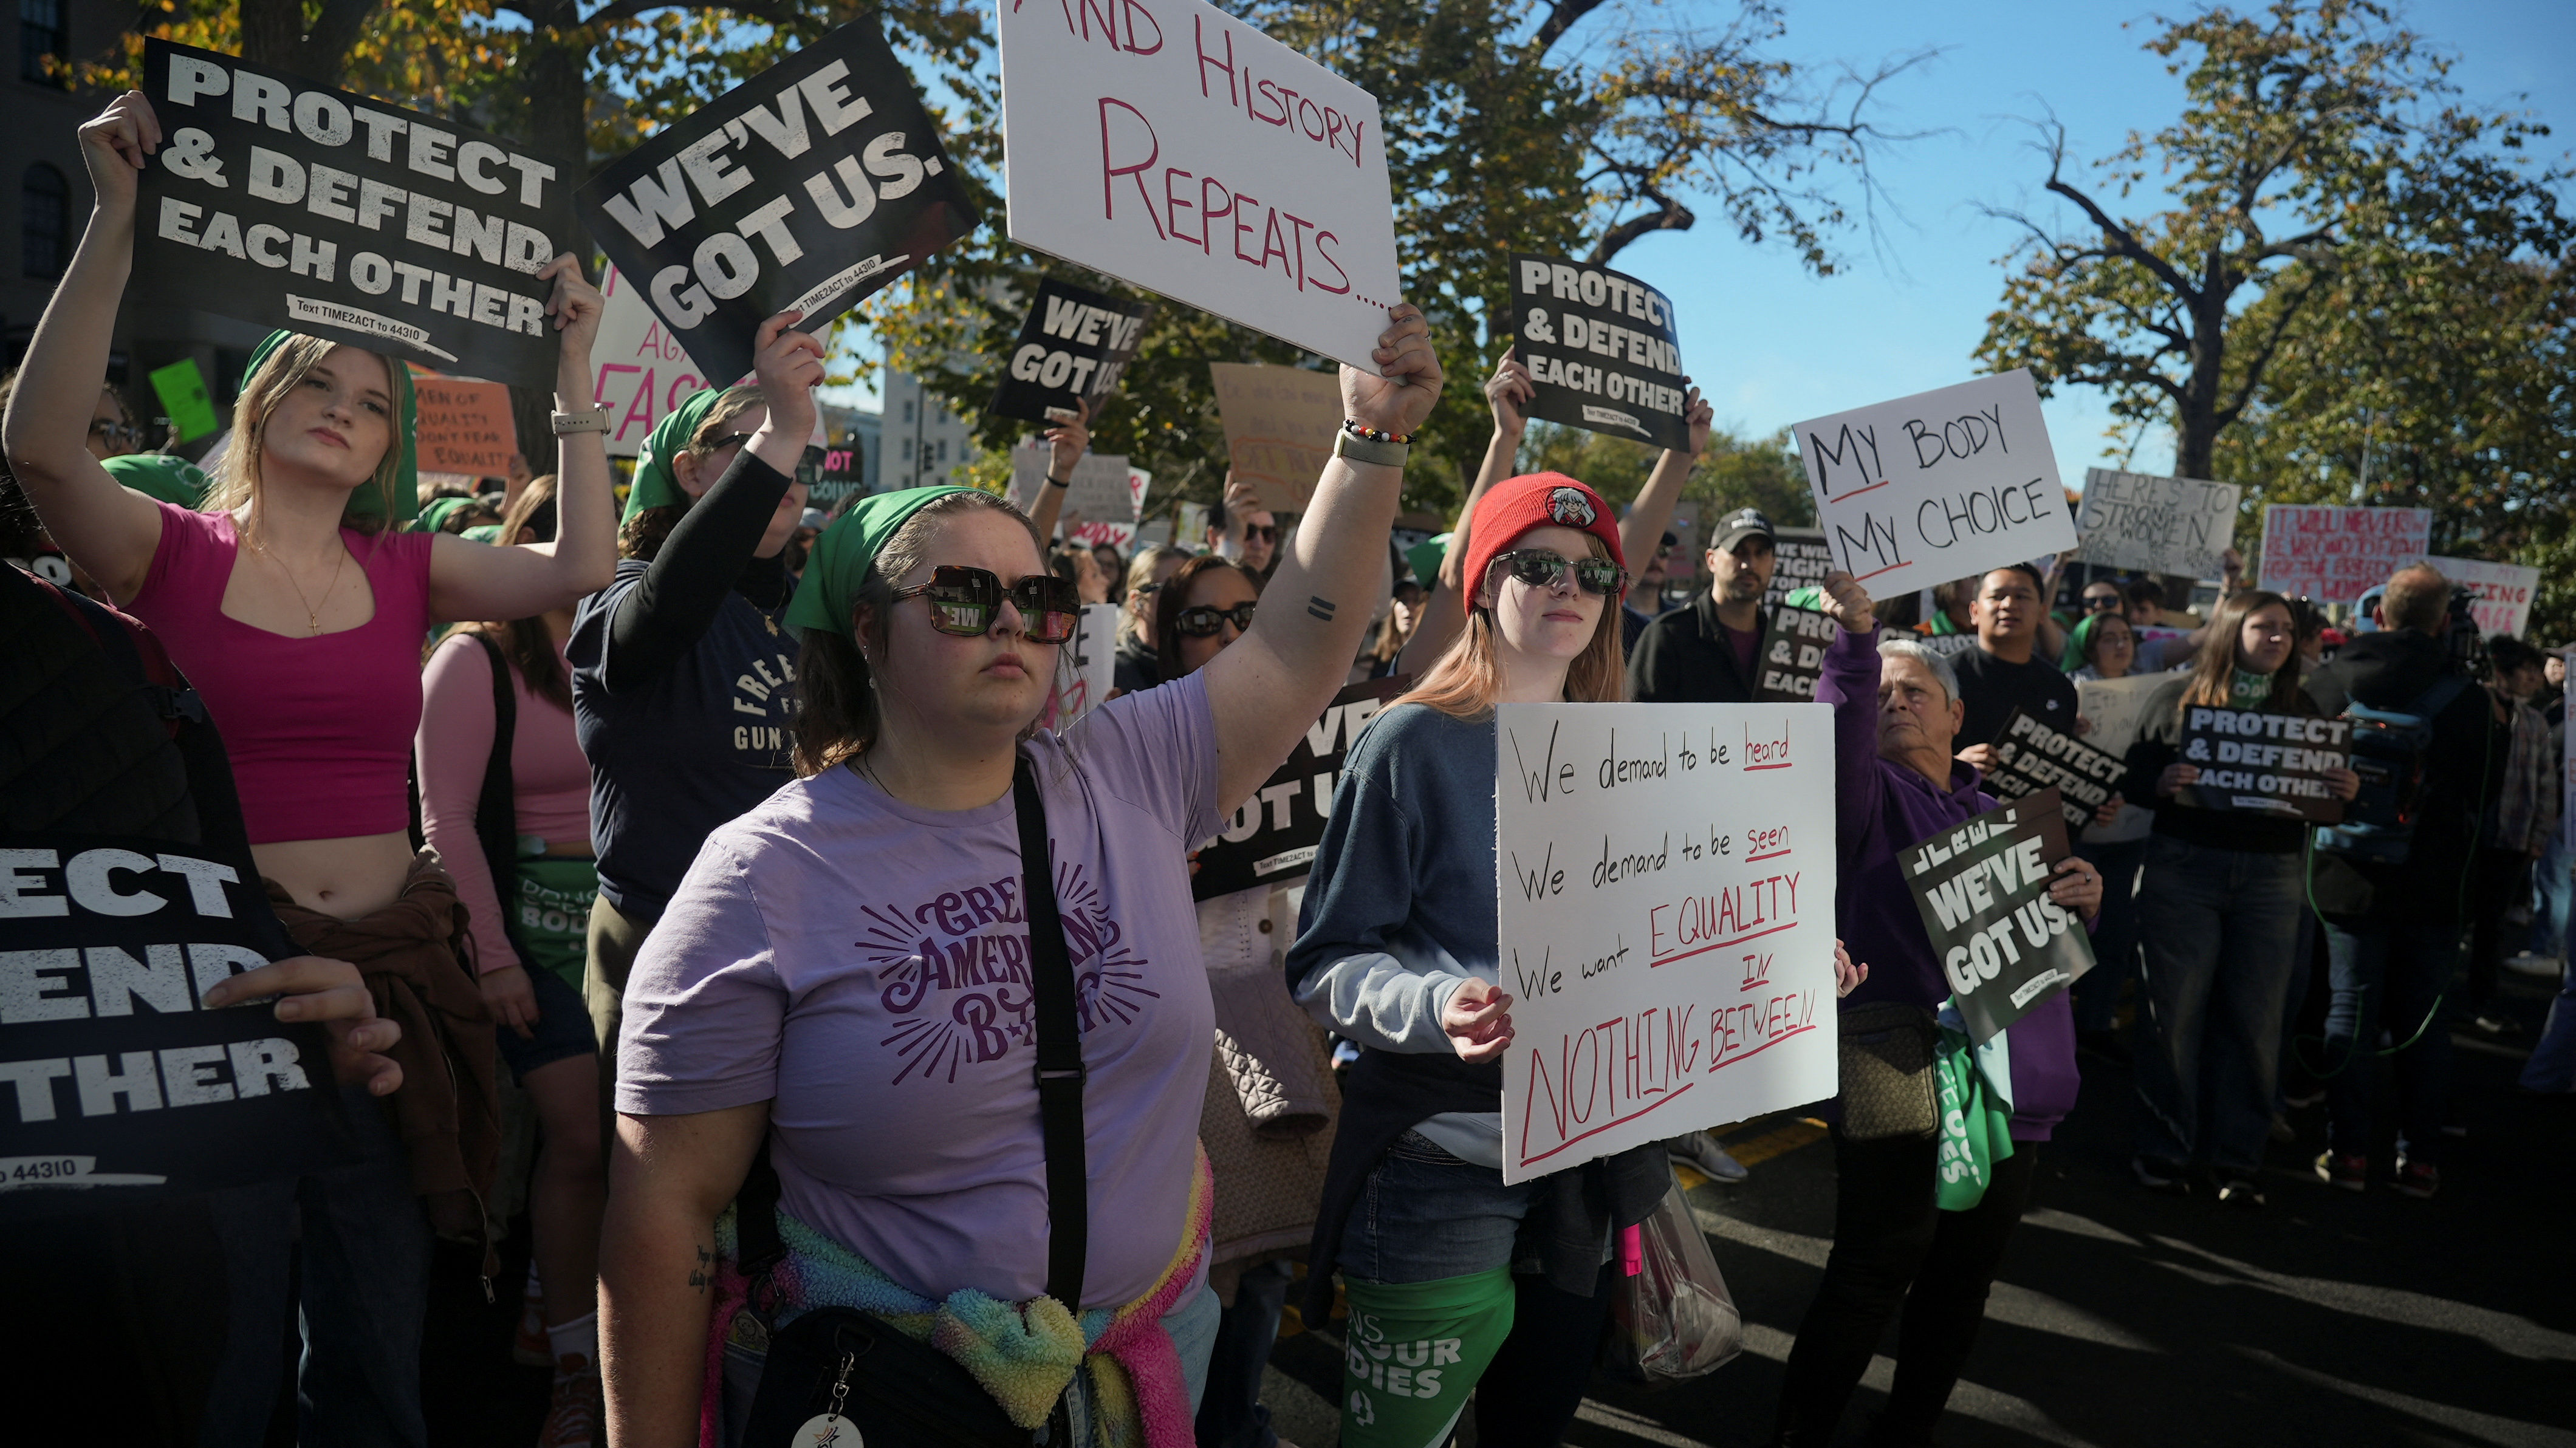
1174, 603, 1257, 638
1493, 548, 1627, 598
891, 565, 1081, 644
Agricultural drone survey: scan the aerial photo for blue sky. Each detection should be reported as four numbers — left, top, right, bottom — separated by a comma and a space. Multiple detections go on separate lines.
832, 0, 2572, 490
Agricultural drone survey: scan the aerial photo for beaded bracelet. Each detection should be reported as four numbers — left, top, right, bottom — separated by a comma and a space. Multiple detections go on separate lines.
1343, 418, 1414, 446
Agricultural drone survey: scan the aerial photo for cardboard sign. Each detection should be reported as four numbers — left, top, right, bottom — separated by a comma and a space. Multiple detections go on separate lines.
1210, 363, 1342, 513
996, 0, 1400, 371
1495, 703, 1839, 1183
1897, 793, 2090, 1044
1753, 606, 1838, 703
2076, 468, 2241, 580
2426, 555, 2540, 638
581, 21, 979, 388
1985, 708, 2124, 833
1792, 371, 2074, 592
2074, 674, 2164, 844
1762, 528, 1836, 610
2257, 504, 2431, 603
135, 39, 575, 390
590, 263, 736, 457
1038, 604, 1121, 731
988, 278, 1155, 423
411, 375, 517, 476
1509, 253, 1688, 451
1193, 678, 1406, 901
0, 836, 356, 1211
1008, 443, 1141, 527
148, 357, 222, 442
2176, 706, 2351, 824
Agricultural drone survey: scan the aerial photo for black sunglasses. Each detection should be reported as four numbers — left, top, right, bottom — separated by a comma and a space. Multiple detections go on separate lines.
1174, 603, 1256, 638
90, 419, 145, 449
1242, 524, 1279, 543
891, 565, 1081, 644
2082, 593, 2123, 612
1492, 549, 1628, 598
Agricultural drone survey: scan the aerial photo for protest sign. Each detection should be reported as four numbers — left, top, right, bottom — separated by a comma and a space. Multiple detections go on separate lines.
808, 442, 868, 511
2075, 674, 2163, 843
996, 0, 1400, 370
1985, 709, 2124, 833
1763, 528, 1837, 610
1509, 254, 1688, 451
1210, 363, 1342, 513
580, 21, 978, 389
2076, 468, 2241, 579
135, 39, 575, 390
2257, 504, 2430, 603
1896, 793, 2091, 1044
1792, 371, 2074, 593
2176, 705, 2351, 824
1008, 443, 1140, 528
0, 836, 355, 1211
1753, 606, 1838, 703
1193, 678, 1406, 900
2427, 555, 2540, 638
148, 357, 222, 442
589, 264, 733, 457
1495, 703, 1838, 1183
1038, 604, 1121, 730
988, 278, 1155, 424
411, 375, 517, 476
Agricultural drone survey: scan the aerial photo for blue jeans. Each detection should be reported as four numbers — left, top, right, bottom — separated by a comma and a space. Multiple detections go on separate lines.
1197, 1259, 1293, 1448
2130, 837, 2304, 1175
2072, 836, 2148, 1034
199, 1087, 433, 1448
2323, 918, 2458, 1163
2521, 954, 2576, 1092
2527, 829, 2572, 958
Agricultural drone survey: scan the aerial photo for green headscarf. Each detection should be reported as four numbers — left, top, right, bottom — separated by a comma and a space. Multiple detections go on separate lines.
2061, 611, 2112, 673
783, 485, 977, 638
460, 523, 504, 544
622, 388, 727, 524
100, 454, 210, 509
243, 330, 419, 528
414, 494, 478, 534
1406, 533, 1451, 591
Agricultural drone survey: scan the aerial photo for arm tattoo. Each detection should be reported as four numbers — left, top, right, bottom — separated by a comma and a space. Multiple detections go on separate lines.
687, 1243, 711, 1291
1306, 595, 1337, 623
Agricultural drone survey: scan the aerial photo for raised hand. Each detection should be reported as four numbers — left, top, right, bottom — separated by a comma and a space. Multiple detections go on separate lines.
1484, 347, 1533, 440
1817, 569, 1875, 634
76, 90, 160, 211
540, 253, 605, 359
750, 309, 825, 443
1043, 400, 1091, 480
1341, 303, 1444, 442
1681, 380, 1713, 459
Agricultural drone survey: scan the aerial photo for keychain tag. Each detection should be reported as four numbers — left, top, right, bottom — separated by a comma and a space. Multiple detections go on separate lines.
793, 1412, 860, 1447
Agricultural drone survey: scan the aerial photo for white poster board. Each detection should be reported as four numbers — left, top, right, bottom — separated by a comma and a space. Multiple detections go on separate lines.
1495, 703, 1839, 1183
1210, 363, 1344, 514
591, 264, 733, 457
997, 0, 1400, 371
2257, 504, 2431, 603
1009, 443, 1144, 525
2075, 674, 2164, 844
2077, 468, 2241, 580
1041, 603, 1121, 729
2426, 555, 2540, 638
1791, 370, 2074, 595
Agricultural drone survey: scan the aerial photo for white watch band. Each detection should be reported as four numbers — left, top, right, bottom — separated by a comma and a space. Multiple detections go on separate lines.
551, 406, 611, 437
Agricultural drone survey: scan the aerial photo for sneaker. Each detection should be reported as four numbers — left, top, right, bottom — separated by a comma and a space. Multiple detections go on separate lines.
2466, 1013, 2526, 1039
2132, 1155, 2189, 1194
2314, 1150, 2367, 1192
2505, 952, 2563, 979
2391, 1160, 2441, 1199
540, 1355, 601, 1448
1668, 1131, 1750, 1184
2218, 1177, 2267, 1209
513, 1272, 549, 1368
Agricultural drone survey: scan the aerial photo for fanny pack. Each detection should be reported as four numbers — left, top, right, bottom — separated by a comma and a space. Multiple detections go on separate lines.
1837, 1001, 1939, 1141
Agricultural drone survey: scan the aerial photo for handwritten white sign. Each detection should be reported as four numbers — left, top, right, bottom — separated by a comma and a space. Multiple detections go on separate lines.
1792, 370, 2074, 595
1041, 603, 1121, 729
2077, 468, 2241, 580
1495, 703, 1838, 1183
1008, 443, 1145, 524
996, 0, 1402, 370
2427, 555, 2540, 638
592, 264, 732, 457
2257, 504, 2431, 602
2074, 674, 2164, 844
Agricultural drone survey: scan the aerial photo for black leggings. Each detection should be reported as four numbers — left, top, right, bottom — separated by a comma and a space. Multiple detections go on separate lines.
1773, 1131, 2039, 1447
1472, 1261, 1621, 1448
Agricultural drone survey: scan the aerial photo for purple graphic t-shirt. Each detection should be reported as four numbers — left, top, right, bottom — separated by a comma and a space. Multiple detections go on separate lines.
617, 674, 1222, 1309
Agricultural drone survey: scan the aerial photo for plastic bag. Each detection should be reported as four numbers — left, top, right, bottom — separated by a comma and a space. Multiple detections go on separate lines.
1600, 1176, 1742, 1386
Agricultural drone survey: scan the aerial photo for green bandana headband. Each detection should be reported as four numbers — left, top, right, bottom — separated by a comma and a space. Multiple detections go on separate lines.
244, 330, 419, 528
623, 388, 727, 524
783, 485, 979, 639
414, 494, 478, 534
99, 453, 210, 509
1406, 533, 1450, 592
2061, 610, 2109, 672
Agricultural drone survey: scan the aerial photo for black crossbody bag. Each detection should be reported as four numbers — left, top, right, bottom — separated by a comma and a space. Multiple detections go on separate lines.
736, 757, 1089, 1447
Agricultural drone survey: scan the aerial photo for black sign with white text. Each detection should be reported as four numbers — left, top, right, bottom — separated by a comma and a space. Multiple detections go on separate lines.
1193, 678, 1405, 901
987, 277, 1155, 423
135, 39, 575, 389
580, 21, 979, 388
1896, 793, 2092, 1044
1984, 708, 2125, 833
1509, 253, 1688, 452
1762, 529, 1837, 611
0, 836, 355, 1215
1753, 605, 1838, 703
2177, 707, 2351, 824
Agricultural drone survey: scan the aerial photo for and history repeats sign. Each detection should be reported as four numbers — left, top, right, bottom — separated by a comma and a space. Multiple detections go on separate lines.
1495, 703, 1837, 1183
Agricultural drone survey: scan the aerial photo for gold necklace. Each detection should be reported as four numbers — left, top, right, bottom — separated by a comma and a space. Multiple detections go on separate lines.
247, 529, 346, 636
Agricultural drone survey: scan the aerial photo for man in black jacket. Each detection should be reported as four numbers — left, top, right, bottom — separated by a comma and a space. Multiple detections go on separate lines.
2303, 564, 2506, 1198
1626, 507, 1776, 705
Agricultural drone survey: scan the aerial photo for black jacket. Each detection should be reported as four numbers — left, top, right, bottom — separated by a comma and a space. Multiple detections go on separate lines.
2304, 629, 2507, 923
1626, 589, 1770, 703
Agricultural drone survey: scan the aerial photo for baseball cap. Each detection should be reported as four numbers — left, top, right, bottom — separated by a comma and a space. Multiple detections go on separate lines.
1711, 508, 1775, 553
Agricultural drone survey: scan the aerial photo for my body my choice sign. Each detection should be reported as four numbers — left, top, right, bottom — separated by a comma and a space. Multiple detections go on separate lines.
1495, 703, 1837, 1184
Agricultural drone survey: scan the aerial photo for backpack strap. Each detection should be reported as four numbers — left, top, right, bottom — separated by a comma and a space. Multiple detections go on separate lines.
464, 632, 531, 968
1015, 754, 1089, 1311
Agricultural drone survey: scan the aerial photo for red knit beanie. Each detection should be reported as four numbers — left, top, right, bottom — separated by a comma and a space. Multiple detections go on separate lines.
1460, 472, 1627, 606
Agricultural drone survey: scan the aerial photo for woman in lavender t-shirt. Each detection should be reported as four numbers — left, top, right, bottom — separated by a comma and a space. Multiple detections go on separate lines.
598, 307, 1445, 1446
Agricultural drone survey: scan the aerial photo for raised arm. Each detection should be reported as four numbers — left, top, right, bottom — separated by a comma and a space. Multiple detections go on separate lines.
1023, 400, 1090, 542
1812, 570, 1888, 852
2, 92, 166, 601
1201, 306, 1442, 809
600, 1101, 768, 1448
425, 257, 617, 621
1396, 349, 1527, 675
1613, 382, 1711, 583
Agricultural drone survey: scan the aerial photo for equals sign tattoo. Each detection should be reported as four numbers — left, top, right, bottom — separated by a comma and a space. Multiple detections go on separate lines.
1307, 596, 1336, 623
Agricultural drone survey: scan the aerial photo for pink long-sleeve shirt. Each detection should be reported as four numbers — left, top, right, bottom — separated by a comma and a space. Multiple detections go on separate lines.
415, 629, 594, 974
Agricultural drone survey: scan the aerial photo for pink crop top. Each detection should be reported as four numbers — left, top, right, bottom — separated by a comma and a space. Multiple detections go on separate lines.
127, 500, 437, 845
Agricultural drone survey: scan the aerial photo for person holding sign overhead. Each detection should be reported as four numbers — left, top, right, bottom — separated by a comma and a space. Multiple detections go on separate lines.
1774, 569, 2102, 1448
5, 89, 617, 1447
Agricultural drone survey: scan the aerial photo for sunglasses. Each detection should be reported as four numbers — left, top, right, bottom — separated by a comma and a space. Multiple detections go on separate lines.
891, 565, 1081, 644
1173, 603, 1257, 637
1242, 524, 1279, 543
703, 432, 829, 487
2083, 593, 2124, 612
1492, 549, 1628, 598
90, 420, 144, 449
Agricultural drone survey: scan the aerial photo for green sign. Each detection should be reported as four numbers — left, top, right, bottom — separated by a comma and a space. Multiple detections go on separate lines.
148, 358, 221, 442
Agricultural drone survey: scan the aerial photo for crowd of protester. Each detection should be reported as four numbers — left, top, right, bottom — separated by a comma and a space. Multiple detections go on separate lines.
5, 88, 2572, 1448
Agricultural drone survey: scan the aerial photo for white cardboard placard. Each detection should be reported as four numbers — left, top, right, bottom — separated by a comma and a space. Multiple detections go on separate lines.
591, 264, 736, 457
2426, 555, 2540, 638
2257, 504, 2431, 603
1008, 443, 1143, 526
1495, 703, 1839, 1183
2074, 674, 2164, 844
1041, 603, 1121, 729
1791, 370, 2074, 595
997, 0, 1402, 370
2076, 468, 2242, 580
